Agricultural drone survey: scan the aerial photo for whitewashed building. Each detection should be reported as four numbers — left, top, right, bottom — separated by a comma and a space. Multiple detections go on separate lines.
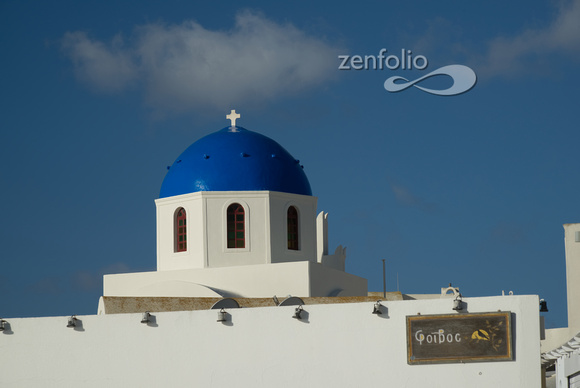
541, 223, 580, 388
103, 110, 365, 300
0, 111, 550, 387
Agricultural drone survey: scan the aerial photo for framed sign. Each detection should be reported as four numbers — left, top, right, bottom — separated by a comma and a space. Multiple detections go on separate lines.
406, 311, 513, 364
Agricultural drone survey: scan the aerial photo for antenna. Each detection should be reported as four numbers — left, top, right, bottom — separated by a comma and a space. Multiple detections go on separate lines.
382, 259, 386, 298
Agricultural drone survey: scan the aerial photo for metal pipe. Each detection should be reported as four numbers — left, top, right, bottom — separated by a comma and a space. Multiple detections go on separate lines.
382, 259, 386, 298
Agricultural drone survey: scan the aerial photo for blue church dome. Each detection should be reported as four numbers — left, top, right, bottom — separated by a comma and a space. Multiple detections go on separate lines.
160, 126, 312, 198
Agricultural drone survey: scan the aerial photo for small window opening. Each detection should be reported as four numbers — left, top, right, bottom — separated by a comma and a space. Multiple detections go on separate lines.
227, 203, 245, 248
287, 206, 299, 250
175, 207, 187, 252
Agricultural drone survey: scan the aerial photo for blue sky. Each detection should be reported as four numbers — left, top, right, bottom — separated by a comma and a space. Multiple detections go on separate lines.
1, 1, 579, 328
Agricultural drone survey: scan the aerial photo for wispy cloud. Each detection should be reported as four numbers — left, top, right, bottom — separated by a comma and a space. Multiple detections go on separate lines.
390, 183, 437, 213
479, 0, 580, 77
61, 11, 341, 114
61, 33, 137, 92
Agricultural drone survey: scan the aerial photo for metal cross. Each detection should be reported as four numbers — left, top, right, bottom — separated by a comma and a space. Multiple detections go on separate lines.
226, 110, 241, 127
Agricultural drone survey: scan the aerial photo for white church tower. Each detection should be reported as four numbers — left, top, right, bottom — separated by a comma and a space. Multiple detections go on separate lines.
103, 111, 366, 298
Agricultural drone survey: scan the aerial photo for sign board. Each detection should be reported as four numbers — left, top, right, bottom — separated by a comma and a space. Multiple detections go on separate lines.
406, 312, 513, 364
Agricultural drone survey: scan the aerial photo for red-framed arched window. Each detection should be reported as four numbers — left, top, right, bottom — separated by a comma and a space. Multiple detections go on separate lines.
175, 207, 187, 252
287, 206, 299, 250
227, 203, 245, 248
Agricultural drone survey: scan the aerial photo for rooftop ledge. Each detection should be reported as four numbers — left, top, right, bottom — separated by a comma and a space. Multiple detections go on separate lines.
98, 293, 403, 315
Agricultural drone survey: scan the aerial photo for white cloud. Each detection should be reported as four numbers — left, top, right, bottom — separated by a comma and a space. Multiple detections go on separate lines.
390, 183, 437, 213
480, 0, 580, 77
61, 32, 137, 92
61, 11, 341, 113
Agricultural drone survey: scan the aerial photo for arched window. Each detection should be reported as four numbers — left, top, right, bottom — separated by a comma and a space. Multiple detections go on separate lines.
175, 207, 187, 252
287, 206, 299, 250
227, 203, 245, 248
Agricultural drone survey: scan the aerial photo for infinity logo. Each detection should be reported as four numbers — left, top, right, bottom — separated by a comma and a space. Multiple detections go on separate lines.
384, 65, 477, 96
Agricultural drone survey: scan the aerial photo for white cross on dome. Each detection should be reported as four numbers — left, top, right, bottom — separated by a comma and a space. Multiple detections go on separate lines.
226, 110, 241, 127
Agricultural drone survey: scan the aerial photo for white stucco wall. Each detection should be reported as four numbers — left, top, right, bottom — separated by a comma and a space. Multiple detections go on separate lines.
556, 352, 580, 388
564, 223, 580, 331
205, 193, 268, 267
103, 261, 367, 298
155, 191, 317, 271
0, 295, 541, 388
156, 193, 206, 270
268, 192, 317, 264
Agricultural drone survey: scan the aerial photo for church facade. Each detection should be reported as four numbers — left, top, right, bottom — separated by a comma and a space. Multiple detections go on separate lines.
0, 111, 550, 388
103, 111, 366, 300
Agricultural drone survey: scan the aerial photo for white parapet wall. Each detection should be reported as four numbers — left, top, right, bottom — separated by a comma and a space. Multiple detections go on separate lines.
564, 223, 580, 332
103, 261, 368, 298
1, 295, 540, 387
